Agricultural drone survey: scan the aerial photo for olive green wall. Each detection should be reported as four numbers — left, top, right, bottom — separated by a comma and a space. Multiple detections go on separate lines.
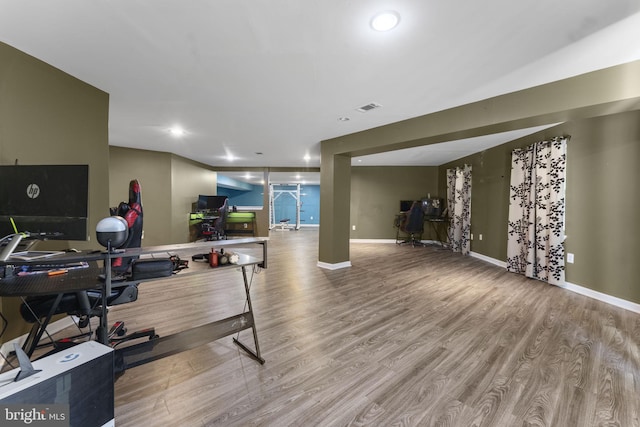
108, 146, 219, 246
320, 60, 640, 269
565, 111, 640, 303
0, 41, 110, 342
170, 155, 217, 243
350, 166, 439, 239
109, 147, 173, 247
440, 110, 640, 304
108, 147, 280, 244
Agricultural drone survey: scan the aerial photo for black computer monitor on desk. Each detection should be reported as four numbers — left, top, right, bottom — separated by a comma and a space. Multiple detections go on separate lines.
0, 165, 89, 241
422, 197, 444, 218
196, 195, 227, 213
400, 200, 414, 212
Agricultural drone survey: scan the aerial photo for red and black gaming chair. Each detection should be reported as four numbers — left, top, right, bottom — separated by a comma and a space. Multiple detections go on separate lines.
19, 179, 156, 357
110, 179, 143, 273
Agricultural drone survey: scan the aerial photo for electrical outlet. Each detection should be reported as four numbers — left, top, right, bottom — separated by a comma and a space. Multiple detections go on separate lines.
479, 234, 483, 241
567, 253, 574, 263
352, 225, 356, 231
470, 233, 474, 240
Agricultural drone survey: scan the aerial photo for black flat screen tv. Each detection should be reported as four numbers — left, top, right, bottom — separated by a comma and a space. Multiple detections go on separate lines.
0, 165, 89, 241
196, 195, 227, 211
400, 200, 414, 212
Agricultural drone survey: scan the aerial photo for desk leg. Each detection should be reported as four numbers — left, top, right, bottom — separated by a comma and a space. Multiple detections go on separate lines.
21, 293, 64, 357
232, 265, 265, 364
95, 281, 109, 345
429, 221, 449, 248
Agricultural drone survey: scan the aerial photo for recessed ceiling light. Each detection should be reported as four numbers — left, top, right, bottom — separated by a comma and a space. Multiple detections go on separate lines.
338, 117, 350, 121
168, 126, 185, 137
371, 11, 400, 31
304, 154, 311, 161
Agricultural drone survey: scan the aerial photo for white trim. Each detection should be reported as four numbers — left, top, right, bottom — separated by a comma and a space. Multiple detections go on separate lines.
560, 281, 640, 314
350, 239, 444, 245
317, 260, 352, 270
350, 239, 396, 244
470, 251, 507, 268
470, 252, 640, 314
0, 316, 79, 370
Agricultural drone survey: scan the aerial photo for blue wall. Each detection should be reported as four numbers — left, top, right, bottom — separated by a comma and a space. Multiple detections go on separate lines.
301, 185, 320, 225
218, 184, 264, 206
218, 184, 320, 225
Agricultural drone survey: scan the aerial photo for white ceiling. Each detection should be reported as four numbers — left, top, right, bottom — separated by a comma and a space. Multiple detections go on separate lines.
2, 0, 640, 187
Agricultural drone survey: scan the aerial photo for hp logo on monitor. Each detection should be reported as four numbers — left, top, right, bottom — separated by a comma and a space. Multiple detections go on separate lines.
26, 183, 40, 199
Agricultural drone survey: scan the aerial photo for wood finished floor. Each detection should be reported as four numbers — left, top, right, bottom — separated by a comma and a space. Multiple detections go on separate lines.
104, 230, 640, 426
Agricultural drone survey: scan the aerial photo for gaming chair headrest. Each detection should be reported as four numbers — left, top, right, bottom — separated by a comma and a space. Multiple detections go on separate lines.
129, 179, 141, 206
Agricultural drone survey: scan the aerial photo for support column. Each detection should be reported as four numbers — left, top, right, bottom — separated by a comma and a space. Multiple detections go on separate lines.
318, 152, 351, 269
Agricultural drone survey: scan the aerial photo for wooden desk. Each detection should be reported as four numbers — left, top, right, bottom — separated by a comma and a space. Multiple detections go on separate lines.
1, 238, 268, 370
426, 217, 449, 246
226, 211, 257, 236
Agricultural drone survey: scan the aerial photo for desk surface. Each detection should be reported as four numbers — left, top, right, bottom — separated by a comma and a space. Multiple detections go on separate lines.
426, 217, 449, 222
0, 238, 267, 297
0, 262, 102, 297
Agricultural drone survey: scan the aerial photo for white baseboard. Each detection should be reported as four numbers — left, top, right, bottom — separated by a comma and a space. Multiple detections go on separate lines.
560, 281, 640, 314
317, 260, 352, 270
470, 251, 508, 268
339, 244, 640, 313
350, 239, 397, 244
350, 239, 444, 245
469, 252, 640, 314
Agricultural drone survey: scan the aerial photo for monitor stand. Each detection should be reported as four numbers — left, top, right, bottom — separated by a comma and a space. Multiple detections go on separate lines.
0, 234, 23, 262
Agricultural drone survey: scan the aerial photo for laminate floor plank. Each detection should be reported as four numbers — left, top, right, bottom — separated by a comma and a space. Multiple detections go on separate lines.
43, 229, 640, 426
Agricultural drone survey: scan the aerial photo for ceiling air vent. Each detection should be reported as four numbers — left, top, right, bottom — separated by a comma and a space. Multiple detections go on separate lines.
356, 102, 382, 113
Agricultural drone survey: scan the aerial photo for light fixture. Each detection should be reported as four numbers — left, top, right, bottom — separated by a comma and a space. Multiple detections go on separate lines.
304, 154, 311, 162
96, 216, 128, 251
168, 126, 185, 137
370, 11, 400, 32
338, 117, 350, 121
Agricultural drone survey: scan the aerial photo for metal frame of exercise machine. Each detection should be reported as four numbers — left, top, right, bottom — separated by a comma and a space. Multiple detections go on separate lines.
268, 183, 301, 230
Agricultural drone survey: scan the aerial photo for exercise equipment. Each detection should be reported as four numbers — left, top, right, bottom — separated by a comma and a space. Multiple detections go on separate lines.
268, 184, 301, 230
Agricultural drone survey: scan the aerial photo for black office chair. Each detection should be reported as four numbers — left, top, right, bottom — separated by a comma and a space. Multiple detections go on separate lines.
396, 201, 426, 247
201, 196, 228, 240
19, 179, 157, 357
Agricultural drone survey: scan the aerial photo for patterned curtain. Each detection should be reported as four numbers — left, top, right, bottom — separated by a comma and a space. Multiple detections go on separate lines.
506, 136, 568, 286
446, 165, 472, 255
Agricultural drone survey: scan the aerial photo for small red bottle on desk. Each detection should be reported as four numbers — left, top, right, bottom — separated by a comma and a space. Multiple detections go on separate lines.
209, 249, 218, 267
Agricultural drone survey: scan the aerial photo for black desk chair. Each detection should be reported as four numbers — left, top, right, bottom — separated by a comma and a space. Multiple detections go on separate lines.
396, 201, 426, 247
19, 179, 157, 357
201, 196, 228, 240
19, 279, 143, 356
